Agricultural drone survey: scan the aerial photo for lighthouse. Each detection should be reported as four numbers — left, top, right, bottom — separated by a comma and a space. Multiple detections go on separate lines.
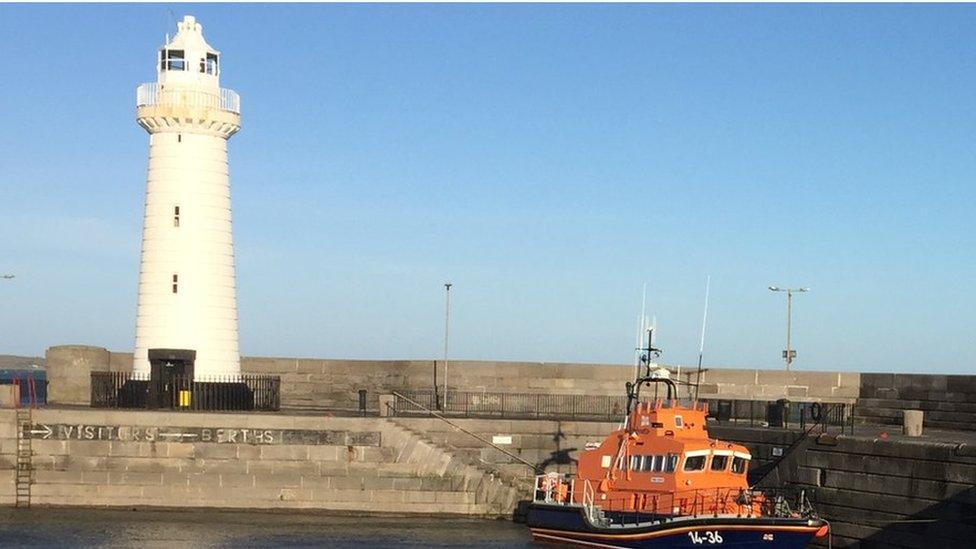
132, 16, 242, 385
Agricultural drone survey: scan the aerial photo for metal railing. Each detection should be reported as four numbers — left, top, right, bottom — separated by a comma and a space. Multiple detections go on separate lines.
533, 473, 816, 521
393, 390, 629, 422
91, 371, 279, 411
0, 371, 46, 407
390, 390, 854, 434
390, 391, 540, 475
136, 82, 240, 114
706, 398, 855, 435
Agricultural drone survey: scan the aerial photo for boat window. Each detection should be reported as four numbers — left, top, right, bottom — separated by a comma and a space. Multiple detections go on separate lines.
674, 416, 684, 428
710, 455, 729, 471
639, 456, 652, 472
683, 455, 706, 471
630, 455, 641, 471
731, 457, 748, 474
652, 455, 664, 472
665, 454, 679, 472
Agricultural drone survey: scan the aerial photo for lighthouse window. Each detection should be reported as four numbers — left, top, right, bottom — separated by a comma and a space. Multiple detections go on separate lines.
161, 49, 186, 71
172, 274, 178, 294
710, 455, 729, 472
683, 455, 706, 471
173, 206, 180, 227
201, 53, 218, 75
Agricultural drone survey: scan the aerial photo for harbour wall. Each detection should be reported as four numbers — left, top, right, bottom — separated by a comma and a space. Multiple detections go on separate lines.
0, 409, 518, 515
731, 428, 976, 548
391, 417, 976, 548
51, 345, 976, 434
856, 372, 976, 431
45, 345, 860, 410
2, 407, 973, 547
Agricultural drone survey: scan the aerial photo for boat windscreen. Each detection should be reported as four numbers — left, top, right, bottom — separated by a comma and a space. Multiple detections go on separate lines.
684, 455, 706, 471
731, 456, 747, 474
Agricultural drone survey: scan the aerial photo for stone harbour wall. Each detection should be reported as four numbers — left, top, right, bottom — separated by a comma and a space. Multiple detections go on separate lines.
0, 409, 518, 515
856, 372, 976, 431
45, 345, 859, 410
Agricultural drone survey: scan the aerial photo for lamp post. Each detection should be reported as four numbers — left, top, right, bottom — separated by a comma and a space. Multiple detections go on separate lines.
768, 286, 809, 371
443, 283, 452, 409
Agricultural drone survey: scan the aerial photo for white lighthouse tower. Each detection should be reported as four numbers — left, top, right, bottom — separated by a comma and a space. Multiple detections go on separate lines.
133, 16, 241, 381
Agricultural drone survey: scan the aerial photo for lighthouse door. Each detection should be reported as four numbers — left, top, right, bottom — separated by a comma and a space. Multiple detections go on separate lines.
147, 349, 196, 409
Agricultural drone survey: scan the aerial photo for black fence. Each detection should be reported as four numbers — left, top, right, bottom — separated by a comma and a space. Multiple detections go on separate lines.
393, 390, 630, 422
91, 372, 280, 411
706, 398, 855, 435
390, 390, 854, 434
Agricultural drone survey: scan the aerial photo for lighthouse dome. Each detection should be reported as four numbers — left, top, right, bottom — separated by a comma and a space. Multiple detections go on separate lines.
158, 15, 221, 87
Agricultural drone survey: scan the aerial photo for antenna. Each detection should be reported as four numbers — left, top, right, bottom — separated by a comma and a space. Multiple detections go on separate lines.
694, 275, 711, 402
634, 283, 647, 381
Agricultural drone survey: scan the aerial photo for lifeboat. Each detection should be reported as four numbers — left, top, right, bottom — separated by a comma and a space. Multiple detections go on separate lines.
523, 346, 829, 547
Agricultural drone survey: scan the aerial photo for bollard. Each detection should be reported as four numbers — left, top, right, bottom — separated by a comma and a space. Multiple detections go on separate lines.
358, 389, 368, 417
903, 410, 923, 437
767, 399, 790, 428
378, 394, 395, 417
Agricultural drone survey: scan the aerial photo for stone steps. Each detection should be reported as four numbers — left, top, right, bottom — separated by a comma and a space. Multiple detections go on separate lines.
392, 417, 600, 474
384, 419, 529, 507
855, 398, 976, 431
377, 418, 524, 515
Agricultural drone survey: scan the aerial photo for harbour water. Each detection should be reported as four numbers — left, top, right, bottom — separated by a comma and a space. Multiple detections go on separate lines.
0, 508, 534, 548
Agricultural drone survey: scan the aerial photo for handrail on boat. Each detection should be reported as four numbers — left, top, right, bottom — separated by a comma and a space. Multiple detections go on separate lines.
582, 479, 598, 523
532, 481, 806, 521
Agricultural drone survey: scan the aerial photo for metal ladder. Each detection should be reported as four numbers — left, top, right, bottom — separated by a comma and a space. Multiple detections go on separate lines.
15, 407, 32, 508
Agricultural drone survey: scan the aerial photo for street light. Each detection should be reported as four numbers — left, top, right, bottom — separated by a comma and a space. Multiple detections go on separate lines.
768, 286, 809, 371
443, 283, 452, 409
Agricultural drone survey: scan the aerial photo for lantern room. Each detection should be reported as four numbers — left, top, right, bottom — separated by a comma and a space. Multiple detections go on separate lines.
156, 15, 221, 88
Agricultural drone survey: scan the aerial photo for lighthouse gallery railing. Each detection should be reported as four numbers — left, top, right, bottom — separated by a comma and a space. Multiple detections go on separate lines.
136, 82, 240, 114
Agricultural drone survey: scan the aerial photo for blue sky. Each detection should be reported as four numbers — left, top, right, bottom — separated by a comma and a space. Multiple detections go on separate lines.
1, 4, 974, 373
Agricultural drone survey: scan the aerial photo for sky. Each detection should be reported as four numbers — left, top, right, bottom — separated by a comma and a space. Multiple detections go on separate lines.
1, 4, 974, 374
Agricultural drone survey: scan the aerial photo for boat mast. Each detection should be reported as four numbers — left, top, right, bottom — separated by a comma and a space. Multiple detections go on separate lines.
634, 283, 647, 382
694, 275, 710, 402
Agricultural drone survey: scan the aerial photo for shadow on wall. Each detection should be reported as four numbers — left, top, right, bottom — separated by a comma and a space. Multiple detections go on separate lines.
537, 448, 577, 472
855, 486, 976, 549
534, 423, 578, 473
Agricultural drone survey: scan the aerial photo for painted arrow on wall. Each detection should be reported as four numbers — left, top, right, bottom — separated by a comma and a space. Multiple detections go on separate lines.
28, 424, 53, 439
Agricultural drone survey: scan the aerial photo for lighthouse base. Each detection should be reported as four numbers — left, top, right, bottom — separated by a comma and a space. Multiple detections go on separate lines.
91, 350, 280, 411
